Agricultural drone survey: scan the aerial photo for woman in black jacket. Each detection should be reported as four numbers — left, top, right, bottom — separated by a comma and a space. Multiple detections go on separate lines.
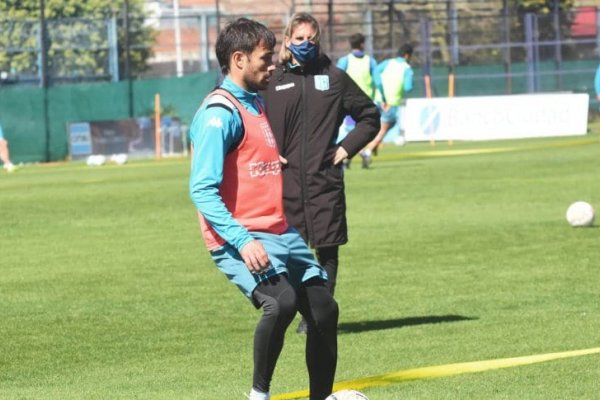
263, 12, 380, 332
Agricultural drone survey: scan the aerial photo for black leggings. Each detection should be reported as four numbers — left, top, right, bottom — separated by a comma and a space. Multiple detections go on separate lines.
252, 275, 338, 400
316, 246, 339, 295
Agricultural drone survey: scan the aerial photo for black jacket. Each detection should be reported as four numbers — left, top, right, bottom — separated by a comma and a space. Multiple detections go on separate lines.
263, 54, 380, 247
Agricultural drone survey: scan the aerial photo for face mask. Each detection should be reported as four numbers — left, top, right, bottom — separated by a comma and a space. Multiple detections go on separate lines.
288, 40, 319, 64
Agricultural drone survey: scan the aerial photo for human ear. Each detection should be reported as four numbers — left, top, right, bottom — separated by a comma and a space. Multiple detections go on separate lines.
231, 51, 246, 71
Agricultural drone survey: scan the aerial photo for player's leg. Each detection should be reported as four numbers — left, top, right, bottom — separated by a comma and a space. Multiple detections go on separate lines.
0, 139, 15, 171
210, 236, 296, 399
362, 105, 397, 163
283, 229, 338, 400
297, 278, 339, 400
251, 275, 298, 395
316, 246, 339, 295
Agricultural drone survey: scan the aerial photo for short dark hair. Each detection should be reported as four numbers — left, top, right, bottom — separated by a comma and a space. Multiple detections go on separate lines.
216, 18, 276, 74
399, 43, 414, 58
349, 33, 365, 49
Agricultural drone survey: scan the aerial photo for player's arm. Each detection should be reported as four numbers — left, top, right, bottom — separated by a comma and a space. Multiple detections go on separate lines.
189, 104, 271, 272
189, 103, 254, 251
404, 66, 414, 94
374, 60, 388, 104
336, 55, 348, 71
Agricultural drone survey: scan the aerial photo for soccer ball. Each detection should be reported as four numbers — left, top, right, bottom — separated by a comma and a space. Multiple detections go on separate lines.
325, 390, 369, 400
110, 153, 128, 165
394, 136, 406, 146
565, 201, 595, 227
86, 154, 106, 166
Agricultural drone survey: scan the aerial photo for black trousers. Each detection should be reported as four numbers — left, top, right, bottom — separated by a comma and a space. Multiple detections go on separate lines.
252, 275, 338, 400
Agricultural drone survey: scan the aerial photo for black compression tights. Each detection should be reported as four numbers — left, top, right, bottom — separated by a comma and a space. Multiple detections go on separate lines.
252, 275, 339, 400
316, 246, 339, 295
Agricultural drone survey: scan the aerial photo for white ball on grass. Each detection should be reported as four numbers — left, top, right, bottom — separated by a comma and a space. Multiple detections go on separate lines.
325, 390, 369, 400
566, 201, 595, 227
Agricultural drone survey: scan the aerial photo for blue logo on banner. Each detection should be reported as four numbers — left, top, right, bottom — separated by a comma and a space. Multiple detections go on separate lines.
419, 105, 441, 136
314, 75, 330, 91
69, 122, 92, 156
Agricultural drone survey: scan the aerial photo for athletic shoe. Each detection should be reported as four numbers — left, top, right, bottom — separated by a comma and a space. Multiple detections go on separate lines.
296, 318, 308, 334
3, 163, 18, 173
246, 388, 270, 400
360, 150, 371, 169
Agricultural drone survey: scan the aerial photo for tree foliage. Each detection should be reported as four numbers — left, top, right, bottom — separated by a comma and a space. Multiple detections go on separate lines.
0, 0, 155, 83
514, 0, 575, 14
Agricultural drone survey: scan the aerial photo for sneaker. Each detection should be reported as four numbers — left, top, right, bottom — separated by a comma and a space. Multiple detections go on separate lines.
246, 388, 270, 400
3, 163, 18, 173
360, 150, 371, 169
296, 318, 308, 334
342, 159, 351, 170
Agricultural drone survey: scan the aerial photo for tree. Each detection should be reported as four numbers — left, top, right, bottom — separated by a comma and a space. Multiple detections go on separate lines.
0, 0, 155, 83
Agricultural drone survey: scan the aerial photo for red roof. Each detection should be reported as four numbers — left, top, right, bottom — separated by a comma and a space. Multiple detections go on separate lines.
571, 6, 597, 37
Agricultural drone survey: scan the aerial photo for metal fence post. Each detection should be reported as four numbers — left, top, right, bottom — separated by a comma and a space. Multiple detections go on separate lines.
39, 0, 51, 161
553, 2, 562, 91
200, 13, 209, 73
596, 7, 600, 55
420, 16, 432, 97
108, 15, 119, 82
524, 13, 539, 93
502, 0, 512, 94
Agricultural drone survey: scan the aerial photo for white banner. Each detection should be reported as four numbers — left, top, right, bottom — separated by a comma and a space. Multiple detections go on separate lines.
404, 93, 589, 141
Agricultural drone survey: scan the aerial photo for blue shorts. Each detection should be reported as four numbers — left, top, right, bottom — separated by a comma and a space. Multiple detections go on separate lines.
379, 105, 400, 125
210, 227, 327, 301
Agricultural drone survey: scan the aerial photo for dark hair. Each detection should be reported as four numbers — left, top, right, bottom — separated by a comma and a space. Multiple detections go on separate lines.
399, 43, 414, 57
349, 33, 365, 49
216, 18, 276, 74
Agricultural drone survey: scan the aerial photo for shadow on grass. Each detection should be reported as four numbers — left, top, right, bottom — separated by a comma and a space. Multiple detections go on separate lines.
338, 315, 477, 334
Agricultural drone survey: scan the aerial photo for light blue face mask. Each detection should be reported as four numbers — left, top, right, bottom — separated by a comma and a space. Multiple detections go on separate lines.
288, 40, 319, 63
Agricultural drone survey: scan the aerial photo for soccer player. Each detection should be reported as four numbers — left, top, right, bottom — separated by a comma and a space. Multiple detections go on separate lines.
361, 44, 414, 165
262, 13, 379, 332
0, 122, 17, 172
336, 33, 380, 168
188, 18, 338, 400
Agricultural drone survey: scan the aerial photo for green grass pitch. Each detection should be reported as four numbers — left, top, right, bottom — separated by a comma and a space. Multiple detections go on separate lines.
1, 132, 599, 399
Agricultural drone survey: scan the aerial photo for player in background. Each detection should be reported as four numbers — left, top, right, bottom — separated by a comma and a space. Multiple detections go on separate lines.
360, 44, 414, 167
336, 33, 379, 168
188, 18, 338, 400
0, 122, 17, 172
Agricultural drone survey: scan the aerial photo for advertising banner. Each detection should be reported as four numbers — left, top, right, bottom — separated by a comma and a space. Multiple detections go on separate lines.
67, 117, 186, 160
404, 93, 589, 142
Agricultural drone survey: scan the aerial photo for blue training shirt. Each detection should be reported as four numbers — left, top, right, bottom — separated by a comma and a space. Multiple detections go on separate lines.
189, 77, 264, 251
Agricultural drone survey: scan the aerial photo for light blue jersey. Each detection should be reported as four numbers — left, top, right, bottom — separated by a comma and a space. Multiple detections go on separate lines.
0, 123, 4, 140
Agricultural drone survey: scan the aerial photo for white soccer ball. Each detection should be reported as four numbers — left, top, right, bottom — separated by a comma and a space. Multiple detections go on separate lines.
566, 201, 595, 227
110, 153, 128, 165
326, 390, 369, 400
86, 154, 106, 166
394, 136, 406, 146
